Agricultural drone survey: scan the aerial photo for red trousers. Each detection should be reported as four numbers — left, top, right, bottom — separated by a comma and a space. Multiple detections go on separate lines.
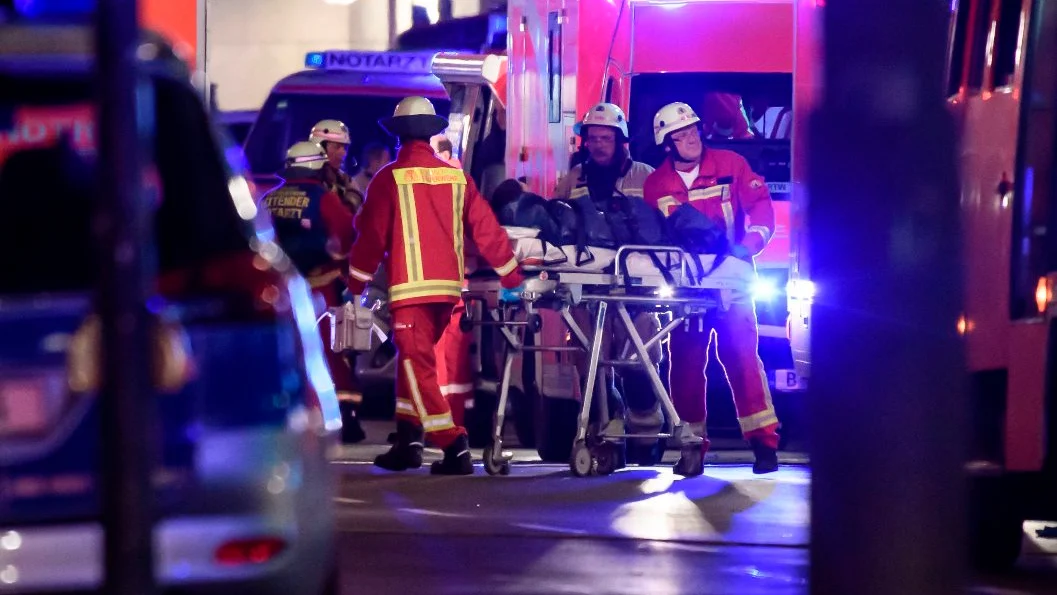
317, 283, 360, 400
392, 302, 467, 449
669, 302, 780, 449
435, 300, 474, 427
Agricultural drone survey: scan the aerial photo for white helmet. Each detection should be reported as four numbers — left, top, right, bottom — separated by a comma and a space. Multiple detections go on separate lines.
393, 96, 439, 117
309, 119, 351, 145
653, 102, 701, 145
575, 102, 629, 139
285, 141, 328, 170
379, 96, 448, 138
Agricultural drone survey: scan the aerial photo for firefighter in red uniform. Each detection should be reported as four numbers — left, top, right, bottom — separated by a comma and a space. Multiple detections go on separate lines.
344, 97, 523, 475
310, 119, 359, 212
261, 140, 367, 443
643, 102, 780, 475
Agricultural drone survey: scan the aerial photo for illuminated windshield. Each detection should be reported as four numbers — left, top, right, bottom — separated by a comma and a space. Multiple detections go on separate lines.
244, 92, 451, 177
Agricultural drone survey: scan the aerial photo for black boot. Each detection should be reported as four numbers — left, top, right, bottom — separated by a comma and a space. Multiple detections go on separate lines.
751, 439, 779, 475
430, 434, 474, 476
374, 421, 424, 471
340, 401, 367, 444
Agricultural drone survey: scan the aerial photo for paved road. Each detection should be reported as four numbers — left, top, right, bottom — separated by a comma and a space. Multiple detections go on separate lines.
332, 422, 1057, 594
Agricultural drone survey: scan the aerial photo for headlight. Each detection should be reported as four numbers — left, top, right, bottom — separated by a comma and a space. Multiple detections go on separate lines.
751, 277, 779, 302
787, 279, 816, 301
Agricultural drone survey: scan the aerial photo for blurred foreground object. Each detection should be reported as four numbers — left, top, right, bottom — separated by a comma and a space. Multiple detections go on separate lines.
807, 0, 965, 593
94, 0, 157, 592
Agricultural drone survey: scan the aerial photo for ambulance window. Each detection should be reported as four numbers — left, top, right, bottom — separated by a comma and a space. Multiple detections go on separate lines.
547, 11, 563, 124
1010, 0, 1057, 318
966, 0, 993, 90
991, 0, 1023, 89
244, 93, 448, 177
628, 72, 792, 199
947, 0, 972, 96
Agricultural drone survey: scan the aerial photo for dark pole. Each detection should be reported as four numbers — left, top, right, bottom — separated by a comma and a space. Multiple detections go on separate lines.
95, 0, 157, 594
808, 0, 965, 594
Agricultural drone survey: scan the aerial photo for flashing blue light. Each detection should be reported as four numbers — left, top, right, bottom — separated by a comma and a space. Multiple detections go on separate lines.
305, 52, 325, 68
751, 277, 779, 302
15, 0, 95, 18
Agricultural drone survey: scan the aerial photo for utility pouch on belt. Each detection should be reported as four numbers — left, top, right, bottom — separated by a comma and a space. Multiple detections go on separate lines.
329, 302, 380, 353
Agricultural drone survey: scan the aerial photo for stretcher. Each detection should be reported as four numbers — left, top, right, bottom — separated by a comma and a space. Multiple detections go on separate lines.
462, 239, 753, 477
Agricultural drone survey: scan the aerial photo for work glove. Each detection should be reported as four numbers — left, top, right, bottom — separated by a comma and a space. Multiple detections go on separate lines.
499, 268, 525, 303
499, 286, 522, 303
499, 267, 524, 290
730, 243, 753, 262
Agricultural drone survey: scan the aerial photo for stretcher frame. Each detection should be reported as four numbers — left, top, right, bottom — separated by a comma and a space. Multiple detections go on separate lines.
461, 245, 744, 477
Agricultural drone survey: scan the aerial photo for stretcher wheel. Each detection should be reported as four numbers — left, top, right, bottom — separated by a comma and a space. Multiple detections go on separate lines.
593, 443, 620, 476
482, 446, 511, 476
626, 439, 665, 467
570, 441, 595, 477
673, 444, 705, 478
459, 314, 473, 333
526, 313, 542, 333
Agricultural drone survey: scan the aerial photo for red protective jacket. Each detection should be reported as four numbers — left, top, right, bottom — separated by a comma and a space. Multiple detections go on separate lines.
265, 176, 354, 288
346, 140, 520, 308
643, 148, 775, 254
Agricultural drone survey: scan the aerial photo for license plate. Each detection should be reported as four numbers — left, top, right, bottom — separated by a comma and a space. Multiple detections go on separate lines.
0, 378, 51, 436
773, 369, 804, 391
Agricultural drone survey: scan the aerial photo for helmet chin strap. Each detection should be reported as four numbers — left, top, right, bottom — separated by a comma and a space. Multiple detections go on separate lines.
668, 142, 697, 165
665, 124, 704, 165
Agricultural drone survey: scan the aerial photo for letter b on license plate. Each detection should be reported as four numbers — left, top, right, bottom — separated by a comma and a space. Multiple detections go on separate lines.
773, 369, 803, 391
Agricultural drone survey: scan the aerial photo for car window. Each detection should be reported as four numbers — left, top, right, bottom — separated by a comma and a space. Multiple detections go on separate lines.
0, 72, 251, 295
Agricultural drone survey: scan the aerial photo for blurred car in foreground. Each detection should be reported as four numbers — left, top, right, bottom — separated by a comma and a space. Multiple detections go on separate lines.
0, 22, 341, 595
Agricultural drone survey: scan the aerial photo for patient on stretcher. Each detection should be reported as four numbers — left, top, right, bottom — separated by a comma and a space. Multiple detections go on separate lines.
467, 182, 755, 297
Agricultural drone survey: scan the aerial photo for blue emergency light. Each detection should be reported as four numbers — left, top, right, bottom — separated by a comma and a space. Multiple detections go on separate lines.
14, 0, 95, 18
303, 50, 437, 75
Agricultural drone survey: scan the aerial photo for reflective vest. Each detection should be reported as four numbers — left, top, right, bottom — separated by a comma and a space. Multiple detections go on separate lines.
347, 141, 518, 308
261, 176, 353, 286
642, 148, 775, 255
554, 155, 655, 200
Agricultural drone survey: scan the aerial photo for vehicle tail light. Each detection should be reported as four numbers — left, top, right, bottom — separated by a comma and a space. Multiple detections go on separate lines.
67, 316, 194, 393
153, 322, 195, 393
1035, 276, 1051, 314
67, 316, 102, 393
214, 537, 287, 566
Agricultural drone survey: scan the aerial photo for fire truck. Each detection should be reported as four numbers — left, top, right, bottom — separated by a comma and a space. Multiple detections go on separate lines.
431, 0, 802, 458
790, 0, 1057, 569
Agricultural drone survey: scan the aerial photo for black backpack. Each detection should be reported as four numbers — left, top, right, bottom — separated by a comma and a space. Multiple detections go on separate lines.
621, 195, 669, 245
497, 192, 567, 265
546, 199, 580, 246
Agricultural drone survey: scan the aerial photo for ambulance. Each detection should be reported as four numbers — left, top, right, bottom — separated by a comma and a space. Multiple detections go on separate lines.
239, 49, 453, 416
431, 0, 801, 458
789, 0, 1057, 569
242, 50, 450, 197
